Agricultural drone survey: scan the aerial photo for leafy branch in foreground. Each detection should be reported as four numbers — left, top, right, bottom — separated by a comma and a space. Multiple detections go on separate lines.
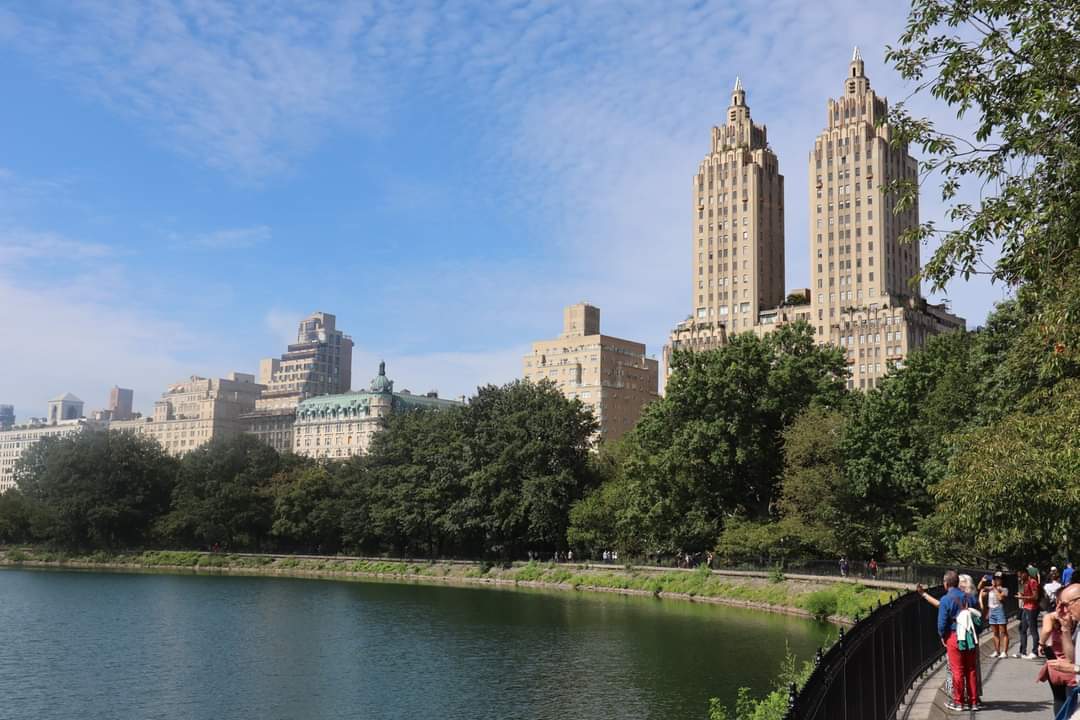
884, 0, 1080, 358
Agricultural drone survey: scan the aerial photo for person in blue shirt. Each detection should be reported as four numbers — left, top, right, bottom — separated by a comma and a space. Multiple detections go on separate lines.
936, 570, 982, 711
1063, 562, 1074, 587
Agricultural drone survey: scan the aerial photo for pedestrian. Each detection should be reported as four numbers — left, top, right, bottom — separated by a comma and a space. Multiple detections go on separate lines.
1046, 583, 1080, 717
1047, 567, 1064, 607
1038, 599, 1076, 715
982, 571, 1010, 658
1015, 568, 1041, 659
936, 570, 982, 711
567, 549, 573, 563
868, 557, 878, 579
1064, 562, 1075, 587
839, 556, 847, 577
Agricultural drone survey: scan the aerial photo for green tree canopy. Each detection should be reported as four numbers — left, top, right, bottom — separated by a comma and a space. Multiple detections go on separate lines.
886, 0, 1080, 358
158, 434, 281, 550
14, 430, 177, 549
618, 323, 847, 554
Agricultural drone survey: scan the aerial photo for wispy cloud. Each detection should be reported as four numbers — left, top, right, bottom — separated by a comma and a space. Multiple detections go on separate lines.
191, 225, 271, 250
0, 227, 112, 262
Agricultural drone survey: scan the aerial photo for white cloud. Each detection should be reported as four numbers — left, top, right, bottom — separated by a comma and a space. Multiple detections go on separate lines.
0, 278, 199, 419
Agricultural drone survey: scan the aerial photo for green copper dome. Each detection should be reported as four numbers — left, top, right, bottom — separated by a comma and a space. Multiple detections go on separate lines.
369, 361, 394, 394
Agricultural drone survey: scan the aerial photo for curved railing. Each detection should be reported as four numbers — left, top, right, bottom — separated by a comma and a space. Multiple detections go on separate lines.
785, 568, 1018, 720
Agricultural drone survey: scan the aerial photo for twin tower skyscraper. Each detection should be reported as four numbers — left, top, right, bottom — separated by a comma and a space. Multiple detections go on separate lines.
663, 49, 965, 391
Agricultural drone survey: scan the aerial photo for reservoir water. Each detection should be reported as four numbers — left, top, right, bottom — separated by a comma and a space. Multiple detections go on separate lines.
0, 568, 833, 720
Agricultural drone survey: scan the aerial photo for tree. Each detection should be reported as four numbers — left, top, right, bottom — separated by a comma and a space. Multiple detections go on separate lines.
461, 380, 598, 557
841, 329, 979, 555
620, 323, 848, 554
158, 434, 280, 550
357, 406, 473, 556
776, 406, 856, 557
270, 463, 344, 553
13, 430, 177, 549
885, 0, 1080, 359
929, 378, 1080, 563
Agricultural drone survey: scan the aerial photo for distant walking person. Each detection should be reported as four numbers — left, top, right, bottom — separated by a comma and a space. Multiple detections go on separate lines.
936, 571, 982, 711
1064, 562, 1075, 587
868, 557, 878, 579
1015, 568, 1041, 659
839, 557, 849, 577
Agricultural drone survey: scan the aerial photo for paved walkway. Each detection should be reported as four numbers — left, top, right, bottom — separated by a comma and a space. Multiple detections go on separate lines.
907, 623, 1056, 719
978, 648, 1053, 718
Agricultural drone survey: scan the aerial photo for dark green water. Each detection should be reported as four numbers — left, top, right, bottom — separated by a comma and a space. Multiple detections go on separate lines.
0, 568, 833, 720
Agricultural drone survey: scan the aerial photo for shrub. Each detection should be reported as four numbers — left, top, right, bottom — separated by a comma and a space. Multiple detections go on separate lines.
7, 549, 27, 562
802, 590, 838, 620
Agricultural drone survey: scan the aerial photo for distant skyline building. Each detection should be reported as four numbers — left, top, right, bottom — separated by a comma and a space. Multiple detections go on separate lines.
108, 386, 134, 421
0, 405, 13, 431
809, 49, 964, 389
111, 373, 261, 456
47, 393, 83, 425
244, 311, 354, 453
663, 78, 785, 382
524, 303, 658, 444
293, 362, 461, 460
257, 311, 353, 409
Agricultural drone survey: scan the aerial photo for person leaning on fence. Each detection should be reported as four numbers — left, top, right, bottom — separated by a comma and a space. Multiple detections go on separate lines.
1046, 582, 1080, 718
938, 570, 983, 711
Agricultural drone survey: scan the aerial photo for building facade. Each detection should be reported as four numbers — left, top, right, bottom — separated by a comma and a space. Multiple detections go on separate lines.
108, 386, 134, 421
256, 311, 353, 409
110, 373, 261, 456
809, 49, 964, 388
292, 362, 461, 460
664, 78, 786, 382
0, 405, 13, 431
524, 303, 659, 443
242, 311, 354, 453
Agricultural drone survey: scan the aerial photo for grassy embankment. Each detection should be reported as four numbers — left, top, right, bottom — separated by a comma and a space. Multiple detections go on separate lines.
0, 548, 894, 622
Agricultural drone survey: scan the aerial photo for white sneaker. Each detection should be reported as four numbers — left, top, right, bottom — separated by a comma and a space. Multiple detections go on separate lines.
1024, 653, 1037, 659
989, 651, 999, 658
1011, 652, 1022, 658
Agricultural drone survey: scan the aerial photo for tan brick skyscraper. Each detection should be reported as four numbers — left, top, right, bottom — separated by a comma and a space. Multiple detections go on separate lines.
809, 49, 963, 390
664, 78, 785, 382
692, 77, 785, 332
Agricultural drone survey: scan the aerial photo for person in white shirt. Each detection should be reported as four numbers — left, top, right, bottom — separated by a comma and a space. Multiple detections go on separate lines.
1047, 567, 1064, 606
982, 572, 1010, 657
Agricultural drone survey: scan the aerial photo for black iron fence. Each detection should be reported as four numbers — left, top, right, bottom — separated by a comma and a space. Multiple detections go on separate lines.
785, 570, 1018, 720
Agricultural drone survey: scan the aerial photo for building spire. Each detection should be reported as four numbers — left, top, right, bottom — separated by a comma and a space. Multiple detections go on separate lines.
852, 46, 861, 62
734, 75, 742, 92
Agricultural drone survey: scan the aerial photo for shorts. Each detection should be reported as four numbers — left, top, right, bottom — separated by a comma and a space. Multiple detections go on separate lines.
989, 606, 1007, 625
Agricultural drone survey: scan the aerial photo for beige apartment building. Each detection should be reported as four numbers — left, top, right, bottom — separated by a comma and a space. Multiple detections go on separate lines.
0, 395, 103, 492
293, 362, 462, 460
524, 303, 658, 443
241, 311, 354, 453
809, 49, 964, 389
111, 373, 261, 455
664, 78, 785, 382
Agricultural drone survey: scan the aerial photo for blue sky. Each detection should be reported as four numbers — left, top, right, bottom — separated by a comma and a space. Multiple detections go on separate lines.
0, 1, 1006, 418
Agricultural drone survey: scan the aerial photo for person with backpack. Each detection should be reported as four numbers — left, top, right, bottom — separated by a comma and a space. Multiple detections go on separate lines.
937, 570, 983, 711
